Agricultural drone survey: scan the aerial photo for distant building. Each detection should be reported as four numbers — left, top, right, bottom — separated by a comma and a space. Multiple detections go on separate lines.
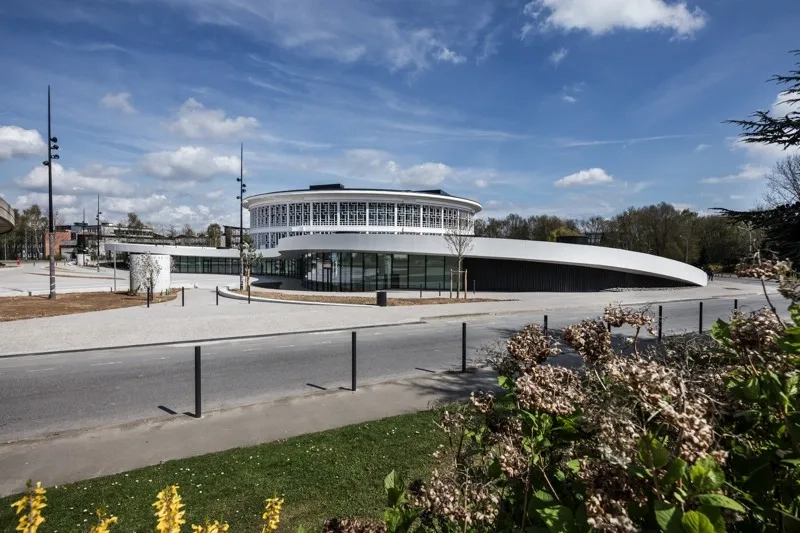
222, 225, 249, 249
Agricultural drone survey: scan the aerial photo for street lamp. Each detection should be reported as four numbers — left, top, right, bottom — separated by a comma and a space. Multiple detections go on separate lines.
236, 143, 246, 290
678, 234, 689, 263
96, 194, 102, 272
42, 85, 59, 299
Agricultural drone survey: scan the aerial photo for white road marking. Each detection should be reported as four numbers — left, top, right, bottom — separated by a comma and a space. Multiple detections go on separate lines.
242, 348, 260, 352
276, 345, 295, 348
90, 361, 122, 367
320, 341, 332, 345
27, 368, 55, 373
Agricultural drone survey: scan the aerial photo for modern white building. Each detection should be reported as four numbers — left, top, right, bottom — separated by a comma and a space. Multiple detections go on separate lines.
244, 183, 481, 250
108, 184, 708, 293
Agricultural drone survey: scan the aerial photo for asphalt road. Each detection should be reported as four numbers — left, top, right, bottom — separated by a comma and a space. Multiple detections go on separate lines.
0, 292, 791, 442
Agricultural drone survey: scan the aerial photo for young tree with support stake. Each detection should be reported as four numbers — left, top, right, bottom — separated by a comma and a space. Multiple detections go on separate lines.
443, 221, 474, 299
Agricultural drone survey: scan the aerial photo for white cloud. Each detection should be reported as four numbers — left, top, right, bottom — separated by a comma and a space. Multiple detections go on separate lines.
435, 47, 467, 64
524, 0, 707, 37
141, 146, 240, 181
0, 125, 46, 160
169, 98, 259, 140
16, 193, 79, 208
549, 47, 569, 65
671, 202, 693, 211
391, 162, 453, 186
560, 82, 584, 103
475, 179, 489, 188
694, 143, 709, 152
772, 91, 799, 118
100, 92, 136, 114
700, 163, 769, 184
562, 95, 577, 104
730, 194, 745, 200
554, 167, 614, 187
205, 190, 224, 200
15, 163, 134, 195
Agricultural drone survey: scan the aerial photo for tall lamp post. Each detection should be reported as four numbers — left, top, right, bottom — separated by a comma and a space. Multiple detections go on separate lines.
236, 143, 246, 290
96, 194, 102, 272
43, 85, 60, 299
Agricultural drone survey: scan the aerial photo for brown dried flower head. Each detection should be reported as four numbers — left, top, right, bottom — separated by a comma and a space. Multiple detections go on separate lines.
730, 307, 784, 353
563, 319, 612, 364
323, 518, 388, 533
505, 324, 558, 368
412, 470, 500, 527
736, 258, 792, 280
470, 390, 494, 414
603, 304, 656, 335
515, 365, 583, 416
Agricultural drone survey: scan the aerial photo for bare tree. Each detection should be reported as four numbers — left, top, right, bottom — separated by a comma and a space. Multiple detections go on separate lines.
763, 153, 800, 207
443, 223, 474, 299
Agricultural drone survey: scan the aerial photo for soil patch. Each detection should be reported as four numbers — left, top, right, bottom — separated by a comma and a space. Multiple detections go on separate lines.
238, 289, 508, 306
0, 291, 177, 322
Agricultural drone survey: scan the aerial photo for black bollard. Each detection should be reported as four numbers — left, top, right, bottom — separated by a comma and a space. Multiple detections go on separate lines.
420, 286, 423, 298
461, 322, 467, 373
351, 331, 357, 392
544, 314, 548, 334
734, 299, 738, 311
194, 346, 202, 418
473, 280, 476, 295
658, 305, 663, 343
146, 288, 150, 308
438, 283, 441, 297
216, 286, 219, 306
248, 285, 251, 304
182, 286, 185, 307
699, 301, 703, 333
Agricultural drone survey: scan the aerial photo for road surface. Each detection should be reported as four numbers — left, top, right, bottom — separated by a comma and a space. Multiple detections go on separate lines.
0, 292, 790, 442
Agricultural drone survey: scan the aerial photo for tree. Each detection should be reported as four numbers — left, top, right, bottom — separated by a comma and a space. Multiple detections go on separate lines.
240, 240, 261, 289
547, 226, 581, 242
443, 225, 474, 299
206, 223, 222, 247
763, 154, 800, 207
182, 224, 195, 237
127, 212, 145, 230
727, 50, 800, 149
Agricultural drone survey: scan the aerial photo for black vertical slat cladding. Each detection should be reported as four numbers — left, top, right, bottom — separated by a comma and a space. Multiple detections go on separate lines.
462, 257, 690, 292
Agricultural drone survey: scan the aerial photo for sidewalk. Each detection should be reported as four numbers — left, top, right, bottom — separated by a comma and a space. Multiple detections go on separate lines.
0, 369, 498, 497
0, 278, 778, 355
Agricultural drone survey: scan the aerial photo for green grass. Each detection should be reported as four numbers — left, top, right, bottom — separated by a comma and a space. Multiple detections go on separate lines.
0, 410, 446, 532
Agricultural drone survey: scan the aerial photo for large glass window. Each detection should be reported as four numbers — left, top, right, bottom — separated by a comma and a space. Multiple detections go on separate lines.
391, 253, 408, 289
340, 252, 351, 291
351, 253, 364, 291
409, 255, 425, 290
364, 253, 377, 291
426, 255, 445, 291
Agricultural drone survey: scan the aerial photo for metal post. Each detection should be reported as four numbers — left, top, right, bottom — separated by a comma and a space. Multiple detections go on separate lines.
194, 346, 202, 418
461, 322, 467, 373
420, 286, 422, 298
438, 283, 441, 297
658, 305, 663, 343
46, 86, 56, 300
473, 279, 475, 295
182, 286, 185, 307
146, 287, 150, 308
216, 286, 219, 305
734, 299, 738, 311
248, 284, 251, 304
351, 331, 357, 392
699, 301, 703, 333
544, 314, 548, 334
112, 250, 117, 292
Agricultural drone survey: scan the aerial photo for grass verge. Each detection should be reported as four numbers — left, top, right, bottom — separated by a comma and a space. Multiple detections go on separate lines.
0, 410, 446, 532
0, 291, 177, 322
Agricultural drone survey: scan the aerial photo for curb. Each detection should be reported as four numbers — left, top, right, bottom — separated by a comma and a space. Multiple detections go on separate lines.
218, 286, 374, 308
0, 319, 424, 359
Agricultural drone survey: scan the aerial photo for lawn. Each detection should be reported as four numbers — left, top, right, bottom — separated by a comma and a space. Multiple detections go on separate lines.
0, 410, 446, 532
0, 291, 177, 322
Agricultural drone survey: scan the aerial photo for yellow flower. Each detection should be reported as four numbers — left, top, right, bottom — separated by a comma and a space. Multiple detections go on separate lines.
191, 519, 230, 533
262, 495, 284, 532
90, 508, 119, 533
11, 481, 47, 533
153, 485, 186, 533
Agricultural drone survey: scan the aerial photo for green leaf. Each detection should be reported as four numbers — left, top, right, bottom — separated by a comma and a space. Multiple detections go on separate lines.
662, 457, 687, 489
536, 505, 575, 533
689, 457, 725, 493
638, 434, 670, 469
695, 494, 746, 513
681, 510, 716, 533
710, 319, 731, 344
654, 501, 683, 533
384, 470, 406, 507
498, 375, 513, 391
696, 506, 726, 533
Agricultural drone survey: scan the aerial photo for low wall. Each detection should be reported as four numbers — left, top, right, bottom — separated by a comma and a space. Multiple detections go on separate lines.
129, 253, 171, 294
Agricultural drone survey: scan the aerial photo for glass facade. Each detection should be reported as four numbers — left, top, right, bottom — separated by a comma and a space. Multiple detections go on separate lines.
301, 252, 459, 292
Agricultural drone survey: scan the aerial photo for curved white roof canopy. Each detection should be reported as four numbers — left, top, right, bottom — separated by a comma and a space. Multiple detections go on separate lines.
264, 233, 708, 287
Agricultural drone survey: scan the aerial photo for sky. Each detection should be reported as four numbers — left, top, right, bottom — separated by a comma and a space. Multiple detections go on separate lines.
0, 0, 799, 229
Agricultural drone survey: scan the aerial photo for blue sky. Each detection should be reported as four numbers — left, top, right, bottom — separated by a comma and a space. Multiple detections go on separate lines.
0, 0, 798, 229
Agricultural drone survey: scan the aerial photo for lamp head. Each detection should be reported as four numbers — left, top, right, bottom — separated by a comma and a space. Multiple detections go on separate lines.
50, 136, 58, 143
